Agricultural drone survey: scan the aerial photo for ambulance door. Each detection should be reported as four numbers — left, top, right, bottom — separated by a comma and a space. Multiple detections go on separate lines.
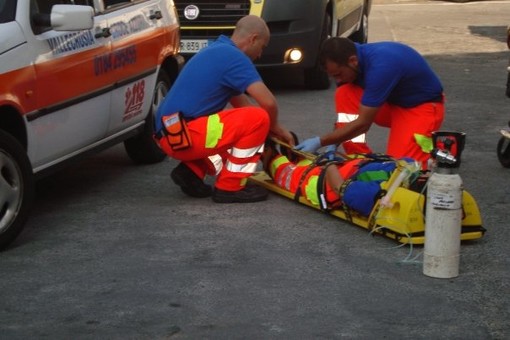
27, 0, 113, 171
101, 0, 165, 136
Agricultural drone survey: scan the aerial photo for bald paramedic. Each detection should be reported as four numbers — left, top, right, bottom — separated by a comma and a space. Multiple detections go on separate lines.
295, 37, 444, 168
155, 15, 293, 203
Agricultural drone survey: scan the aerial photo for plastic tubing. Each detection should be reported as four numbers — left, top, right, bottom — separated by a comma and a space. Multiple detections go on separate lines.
379, 161, 420, 208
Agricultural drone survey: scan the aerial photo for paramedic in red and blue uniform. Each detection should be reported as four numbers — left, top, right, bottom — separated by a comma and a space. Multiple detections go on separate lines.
155, 15, 293, 203
295, 37, 444, 168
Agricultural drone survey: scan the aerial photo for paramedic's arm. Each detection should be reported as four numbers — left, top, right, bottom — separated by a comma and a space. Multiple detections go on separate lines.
230, 94, 252, 108
320, 104, 379, 146
244, 81, 294, 145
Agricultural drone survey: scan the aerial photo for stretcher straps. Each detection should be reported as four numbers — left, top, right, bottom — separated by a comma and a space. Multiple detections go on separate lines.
338, 178, 354, 223
317, 162, 342, 213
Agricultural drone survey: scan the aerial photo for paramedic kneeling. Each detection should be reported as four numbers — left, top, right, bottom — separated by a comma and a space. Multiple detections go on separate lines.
295, 37, 445, 168
154, 15, 293, 203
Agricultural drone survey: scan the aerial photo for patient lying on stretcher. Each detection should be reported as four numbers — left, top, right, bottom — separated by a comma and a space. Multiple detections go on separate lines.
262, 141, 421, 217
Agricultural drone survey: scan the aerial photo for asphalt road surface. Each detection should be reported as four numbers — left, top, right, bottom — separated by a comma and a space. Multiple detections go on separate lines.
1, 1, 509, 339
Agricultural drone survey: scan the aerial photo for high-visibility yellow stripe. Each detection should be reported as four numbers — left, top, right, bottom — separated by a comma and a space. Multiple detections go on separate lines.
414, 133, 433, 153
297, 159, 313, 167
305, 175, 320, 206
270, 155, 289, 178
206, 114, 223, 148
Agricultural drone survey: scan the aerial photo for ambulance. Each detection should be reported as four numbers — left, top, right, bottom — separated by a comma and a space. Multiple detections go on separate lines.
175, 0, 372, 90
0, 0, 183, 250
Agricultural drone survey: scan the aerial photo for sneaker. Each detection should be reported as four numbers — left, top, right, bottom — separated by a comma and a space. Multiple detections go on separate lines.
171, 162, 212, 198
212, 184, 269, 203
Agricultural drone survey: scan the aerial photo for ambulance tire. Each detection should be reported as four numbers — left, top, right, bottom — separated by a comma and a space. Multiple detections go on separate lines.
124, 71, 170, 164
0, 130, 34, 251
497, 135, 510, 168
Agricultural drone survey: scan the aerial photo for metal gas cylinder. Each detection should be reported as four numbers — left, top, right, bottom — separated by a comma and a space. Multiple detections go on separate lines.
423, 131, 466, 279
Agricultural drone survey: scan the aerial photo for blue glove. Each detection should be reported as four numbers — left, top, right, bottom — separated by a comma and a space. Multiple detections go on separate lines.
294, 136, 322, 153
324, 144, 338, 160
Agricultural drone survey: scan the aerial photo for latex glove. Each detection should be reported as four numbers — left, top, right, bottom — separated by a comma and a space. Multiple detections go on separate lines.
324, 144, 338, 160
294, 136, 321, 153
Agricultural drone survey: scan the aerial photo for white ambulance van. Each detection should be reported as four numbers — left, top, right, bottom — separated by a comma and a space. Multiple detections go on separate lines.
0, 0, 183, 250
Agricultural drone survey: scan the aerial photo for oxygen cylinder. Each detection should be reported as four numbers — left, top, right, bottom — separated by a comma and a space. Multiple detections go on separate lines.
423, 170, 463, 278
423, 131, 465, 279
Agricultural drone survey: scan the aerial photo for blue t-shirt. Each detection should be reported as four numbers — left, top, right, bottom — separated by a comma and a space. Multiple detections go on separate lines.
355, 42, 443, 108
155, 35, 262, 132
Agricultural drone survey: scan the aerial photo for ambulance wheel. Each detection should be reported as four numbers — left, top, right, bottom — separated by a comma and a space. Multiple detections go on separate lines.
124, 71, 170, 164
497, 136, 510, 168
0, 130, 34, 251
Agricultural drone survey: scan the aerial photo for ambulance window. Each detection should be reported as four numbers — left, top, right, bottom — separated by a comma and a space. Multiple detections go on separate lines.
104, 0, 132, 10
0, 0, 17, 24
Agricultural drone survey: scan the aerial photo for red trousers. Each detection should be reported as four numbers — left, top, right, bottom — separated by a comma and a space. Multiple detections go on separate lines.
158, 107, 270, 191
335, 84, 444, 166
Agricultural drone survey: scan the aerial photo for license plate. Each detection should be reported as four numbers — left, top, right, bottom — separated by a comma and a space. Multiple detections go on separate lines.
180, 39, 210, 53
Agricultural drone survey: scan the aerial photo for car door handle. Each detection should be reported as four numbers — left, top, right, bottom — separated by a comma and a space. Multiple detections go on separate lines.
149, 11, 162, 20
94, 27, 112, 39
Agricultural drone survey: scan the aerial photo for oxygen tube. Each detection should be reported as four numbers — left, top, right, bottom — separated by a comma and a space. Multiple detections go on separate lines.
379, 160, 421, 209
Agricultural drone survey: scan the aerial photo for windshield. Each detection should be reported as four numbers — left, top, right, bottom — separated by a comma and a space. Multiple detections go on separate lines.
0, 0, 16, 24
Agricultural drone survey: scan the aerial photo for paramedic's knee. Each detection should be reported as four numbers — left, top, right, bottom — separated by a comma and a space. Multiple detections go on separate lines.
236, 107, 270, 142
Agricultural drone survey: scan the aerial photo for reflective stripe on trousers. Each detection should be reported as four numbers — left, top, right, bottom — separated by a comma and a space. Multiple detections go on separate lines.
337, 112, 367, 144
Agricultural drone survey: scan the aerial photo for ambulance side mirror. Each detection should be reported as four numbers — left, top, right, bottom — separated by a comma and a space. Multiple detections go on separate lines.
50, 5, 94, 31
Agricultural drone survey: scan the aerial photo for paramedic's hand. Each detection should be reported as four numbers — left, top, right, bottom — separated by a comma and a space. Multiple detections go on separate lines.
294, 136, 321, 153
324, 144, 338, 160
270, 124, 294, 146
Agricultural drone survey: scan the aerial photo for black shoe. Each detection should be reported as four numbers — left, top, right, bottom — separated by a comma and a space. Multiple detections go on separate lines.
212, 184, 268, 203
171, 163, 212, 198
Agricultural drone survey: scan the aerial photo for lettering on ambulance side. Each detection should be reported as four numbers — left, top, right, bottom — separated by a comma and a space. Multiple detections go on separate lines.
93, 15, 150, 77
46, 30, 96, 56
104, 5, 164, 126
30, 26, 111, 117
94, 45, 137, 76
109, 14, 150, 39
123, 79, 145, 122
